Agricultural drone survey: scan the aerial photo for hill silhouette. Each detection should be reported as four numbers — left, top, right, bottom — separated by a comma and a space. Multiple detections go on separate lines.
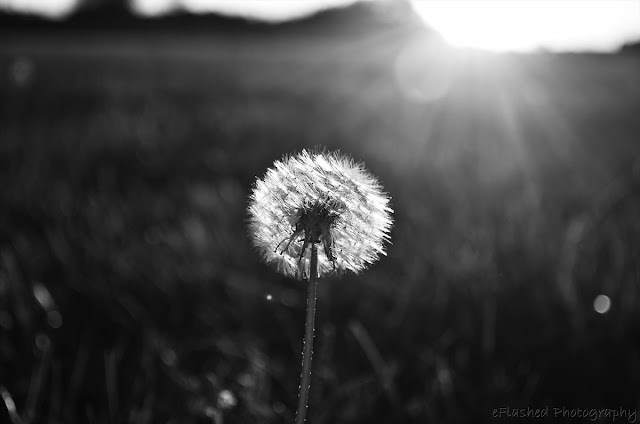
0, 0, 424, 36
620, 39, 640, 54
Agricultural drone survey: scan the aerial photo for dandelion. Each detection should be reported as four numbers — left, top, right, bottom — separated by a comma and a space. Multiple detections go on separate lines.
248, 149, 393, 423
248, 149, 393, 279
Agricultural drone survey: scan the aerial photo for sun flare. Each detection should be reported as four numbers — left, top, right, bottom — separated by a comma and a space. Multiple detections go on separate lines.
410, 0, 640, 52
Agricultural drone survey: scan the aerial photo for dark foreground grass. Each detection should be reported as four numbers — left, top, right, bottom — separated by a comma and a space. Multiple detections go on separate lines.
1, 32, 640, 423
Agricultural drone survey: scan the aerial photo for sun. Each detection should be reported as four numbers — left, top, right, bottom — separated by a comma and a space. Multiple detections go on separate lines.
409, 0, 640, 52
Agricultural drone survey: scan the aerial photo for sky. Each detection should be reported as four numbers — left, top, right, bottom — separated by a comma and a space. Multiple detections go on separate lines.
411, 0, 640, 52
1, 0, 639, 52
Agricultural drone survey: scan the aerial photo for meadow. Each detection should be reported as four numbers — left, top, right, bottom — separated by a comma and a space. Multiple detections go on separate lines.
1, 28, 640, 423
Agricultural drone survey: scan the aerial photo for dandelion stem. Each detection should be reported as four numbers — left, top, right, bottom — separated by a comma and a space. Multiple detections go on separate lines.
295, 243, 318, 424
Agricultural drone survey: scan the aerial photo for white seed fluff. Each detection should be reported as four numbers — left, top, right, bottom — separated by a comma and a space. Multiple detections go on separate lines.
248, 149, 393, 279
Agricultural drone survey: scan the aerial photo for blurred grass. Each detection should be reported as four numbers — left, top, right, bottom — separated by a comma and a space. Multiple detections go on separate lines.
1, 31, 640, 423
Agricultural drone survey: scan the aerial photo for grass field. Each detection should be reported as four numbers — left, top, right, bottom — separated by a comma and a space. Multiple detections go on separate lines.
1, 29, 640, 423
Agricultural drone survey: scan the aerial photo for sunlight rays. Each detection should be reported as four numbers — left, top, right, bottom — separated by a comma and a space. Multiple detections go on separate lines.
389, 39, 615, 211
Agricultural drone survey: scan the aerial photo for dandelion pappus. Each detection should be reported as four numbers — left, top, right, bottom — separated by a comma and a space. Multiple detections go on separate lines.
249, 149, 393, 278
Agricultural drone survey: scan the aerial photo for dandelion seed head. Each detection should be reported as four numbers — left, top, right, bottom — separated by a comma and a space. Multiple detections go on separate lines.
248, 149, 393, 279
